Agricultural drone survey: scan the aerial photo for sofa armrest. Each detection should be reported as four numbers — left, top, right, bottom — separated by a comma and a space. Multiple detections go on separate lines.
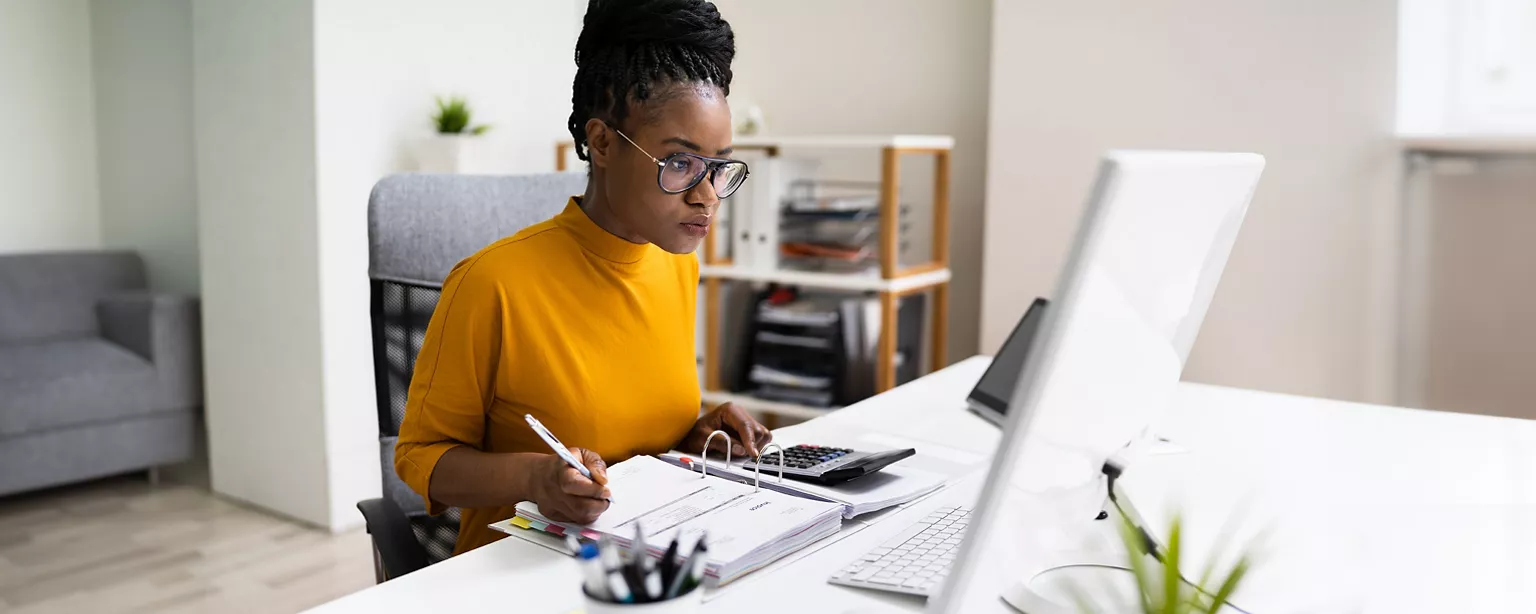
97, 292, 203, 408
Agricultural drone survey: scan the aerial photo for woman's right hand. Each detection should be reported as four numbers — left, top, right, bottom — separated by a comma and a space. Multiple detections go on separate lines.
530, 447, 611, 524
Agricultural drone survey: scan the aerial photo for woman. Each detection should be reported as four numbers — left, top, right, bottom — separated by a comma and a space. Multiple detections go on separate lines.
394, 0, 771, 555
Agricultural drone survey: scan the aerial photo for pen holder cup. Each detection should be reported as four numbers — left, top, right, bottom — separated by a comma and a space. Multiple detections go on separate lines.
582, 585, 703, 614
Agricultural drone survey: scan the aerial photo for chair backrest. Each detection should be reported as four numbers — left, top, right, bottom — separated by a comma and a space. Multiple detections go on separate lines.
0, 251, 146, 344
367, 172, 586, 563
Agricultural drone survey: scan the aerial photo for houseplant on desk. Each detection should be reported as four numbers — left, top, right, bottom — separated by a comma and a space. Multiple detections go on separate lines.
1075, 513, 1254, 614
413, 95, 493, 173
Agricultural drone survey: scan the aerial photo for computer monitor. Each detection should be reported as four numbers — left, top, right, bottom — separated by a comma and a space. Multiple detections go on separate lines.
966, 298, 1049, 425
931, 151, 1265, 613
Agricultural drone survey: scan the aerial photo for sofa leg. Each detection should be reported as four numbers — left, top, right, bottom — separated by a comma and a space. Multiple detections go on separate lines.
147, 466, 161, 486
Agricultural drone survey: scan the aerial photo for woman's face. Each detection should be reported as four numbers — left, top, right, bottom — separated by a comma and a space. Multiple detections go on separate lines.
594, 83, 734, 254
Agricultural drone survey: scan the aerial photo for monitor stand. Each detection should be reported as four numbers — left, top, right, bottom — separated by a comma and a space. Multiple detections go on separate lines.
1001, 460, 1168, 613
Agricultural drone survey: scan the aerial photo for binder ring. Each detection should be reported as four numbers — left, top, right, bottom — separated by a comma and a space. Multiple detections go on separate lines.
700, 430, 731, 479
753, 443, 785, 492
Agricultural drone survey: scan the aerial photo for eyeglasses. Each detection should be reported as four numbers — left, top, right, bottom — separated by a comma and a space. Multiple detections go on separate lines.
611, 126, 750, 199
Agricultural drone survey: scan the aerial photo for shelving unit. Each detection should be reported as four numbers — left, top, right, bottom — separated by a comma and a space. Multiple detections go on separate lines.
557, 135, 954, 418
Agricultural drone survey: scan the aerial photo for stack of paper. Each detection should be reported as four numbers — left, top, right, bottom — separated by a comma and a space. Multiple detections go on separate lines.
508, 456, 844, 586
660, 453, 945, 518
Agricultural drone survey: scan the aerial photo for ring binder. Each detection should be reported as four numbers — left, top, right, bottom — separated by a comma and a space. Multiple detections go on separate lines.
699, 430, 731, 479
753, 443, 785, 492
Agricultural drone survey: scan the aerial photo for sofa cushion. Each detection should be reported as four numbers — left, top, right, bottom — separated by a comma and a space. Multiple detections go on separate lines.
0, 339, 161, 436
0, 252, 147, 344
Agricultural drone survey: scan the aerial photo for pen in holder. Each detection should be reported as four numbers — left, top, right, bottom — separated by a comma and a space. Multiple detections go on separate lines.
580, 532, 706, 614
698, 430, 730, 479
582, 584, 702, 614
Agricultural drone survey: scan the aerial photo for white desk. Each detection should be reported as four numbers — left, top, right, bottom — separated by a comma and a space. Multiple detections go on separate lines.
307, 357, 1536, 613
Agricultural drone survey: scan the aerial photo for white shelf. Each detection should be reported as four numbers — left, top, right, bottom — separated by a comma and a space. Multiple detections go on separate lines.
698, 265, 951, 293
733, 135, 955, 150
701, 390, 833, 420
1400, 134, 1536, 154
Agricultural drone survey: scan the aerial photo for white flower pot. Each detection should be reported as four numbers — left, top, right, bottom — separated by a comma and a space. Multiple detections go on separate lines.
413, 134, 484, 173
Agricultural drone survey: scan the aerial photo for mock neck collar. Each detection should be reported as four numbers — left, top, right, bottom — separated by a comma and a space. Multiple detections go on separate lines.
555, 197, 652, 264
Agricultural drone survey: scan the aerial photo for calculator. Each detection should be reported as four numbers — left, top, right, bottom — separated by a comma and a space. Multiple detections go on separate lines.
741, 444, 916, 485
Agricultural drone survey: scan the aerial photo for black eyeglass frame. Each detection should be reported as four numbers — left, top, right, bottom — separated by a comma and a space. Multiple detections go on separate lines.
610, 125, 751, 198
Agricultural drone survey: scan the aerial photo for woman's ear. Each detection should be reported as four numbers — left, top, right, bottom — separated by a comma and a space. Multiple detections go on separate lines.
585, 118, 611, 170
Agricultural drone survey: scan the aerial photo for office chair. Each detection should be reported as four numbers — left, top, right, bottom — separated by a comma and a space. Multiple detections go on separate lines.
359, 172, 586, 582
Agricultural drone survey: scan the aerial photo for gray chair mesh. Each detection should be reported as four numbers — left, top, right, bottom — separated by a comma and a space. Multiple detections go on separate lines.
371, 278, 459, 563
410, 507, 461, 564
374, 280, 441, 438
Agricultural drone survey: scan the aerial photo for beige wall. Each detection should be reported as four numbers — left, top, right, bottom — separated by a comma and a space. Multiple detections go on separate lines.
1417, 157, 1536, 420
982, 0, 1400, 403
713, 0, 993, 364
91, 0, 200, 293
0, 0, 102, 254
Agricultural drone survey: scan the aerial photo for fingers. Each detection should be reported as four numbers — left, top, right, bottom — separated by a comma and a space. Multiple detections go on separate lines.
752, 421, 774, 450
558, 449, 611, 500
704, 434, 737, 457
545, 496, 610, 525
576, 447, 609, 486
719, 403, 766, 457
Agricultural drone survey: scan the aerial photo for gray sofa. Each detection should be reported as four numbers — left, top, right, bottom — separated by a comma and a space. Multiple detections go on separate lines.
0, 251, 202, 496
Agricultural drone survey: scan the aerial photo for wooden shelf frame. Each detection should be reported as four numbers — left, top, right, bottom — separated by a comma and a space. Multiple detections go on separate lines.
699, 143, 953, 401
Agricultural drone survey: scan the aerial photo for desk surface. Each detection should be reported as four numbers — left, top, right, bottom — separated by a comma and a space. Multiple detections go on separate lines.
307, 357, 1536, 614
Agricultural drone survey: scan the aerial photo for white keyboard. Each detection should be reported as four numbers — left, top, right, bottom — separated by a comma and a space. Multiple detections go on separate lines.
827, 505, 972, 597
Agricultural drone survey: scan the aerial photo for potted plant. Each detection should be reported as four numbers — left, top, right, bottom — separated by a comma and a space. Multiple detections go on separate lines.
413, 95, 492, 173
1075, 513, 1254, 614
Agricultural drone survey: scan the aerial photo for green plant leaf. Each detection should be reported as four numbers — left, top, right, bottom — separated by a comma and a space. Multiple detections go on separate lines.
1162, 516, 1182, 614
1204, 556, 1250, 614
470, 124, 491, 135
1118, 515, 1155, 614
432, 94, 473, 133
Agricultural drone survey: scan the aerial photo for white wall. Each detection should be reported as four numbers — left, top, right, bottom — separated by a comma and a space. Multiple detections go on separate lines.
712, 0, 992, 364
91, 0, 200, 293
194, 0, 333, 527
982, 0, 1400, 403
311, 0, 581, 529
0, 0, 102, 254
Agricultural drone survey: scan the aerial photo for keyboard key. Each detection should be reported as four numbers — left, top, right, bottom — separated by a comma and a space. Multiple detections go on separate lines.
870, 575, 900, 586
903, 577, 927, 588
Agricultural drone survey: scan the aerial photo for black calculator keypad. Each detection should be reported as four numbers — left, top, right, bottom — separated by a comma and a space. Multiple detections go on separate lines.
758, 444, 854, 469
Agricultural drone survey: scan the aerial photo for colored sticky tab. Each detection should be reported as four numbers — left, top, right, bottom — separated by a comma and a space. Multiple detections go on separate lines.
581, 529, 601, 540
545, 524, 566, 536
508, 516, 532, 530
529, 520, 548, 531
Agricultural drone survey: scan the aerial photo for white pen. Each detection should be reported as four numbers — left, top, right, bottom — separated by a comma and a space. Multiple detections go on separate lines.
525, 414, 611, 501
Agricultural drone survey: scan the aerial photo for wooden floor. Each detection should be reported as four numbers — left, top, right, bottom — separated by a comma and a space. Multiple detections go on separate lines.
0, 475, 375, 614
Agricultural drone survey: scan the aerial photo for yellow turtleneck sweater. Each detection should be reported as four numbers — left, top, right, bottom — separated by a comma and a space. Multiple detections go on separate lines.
395, 198, 700, 555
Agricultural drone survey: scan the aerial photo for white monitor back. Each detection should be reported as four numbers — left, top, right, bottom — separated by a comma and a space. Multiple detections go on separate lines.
931, 151, 1265, 613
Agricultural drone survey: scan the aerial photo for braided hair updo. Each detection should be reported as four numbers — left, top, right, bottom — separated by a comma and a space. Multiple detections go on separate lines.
568, 0, 735, 162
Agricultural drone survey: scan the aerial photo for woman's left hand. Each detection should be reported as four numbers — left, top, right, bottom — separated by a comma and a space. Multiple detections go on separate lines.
680, 402, 773, 458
